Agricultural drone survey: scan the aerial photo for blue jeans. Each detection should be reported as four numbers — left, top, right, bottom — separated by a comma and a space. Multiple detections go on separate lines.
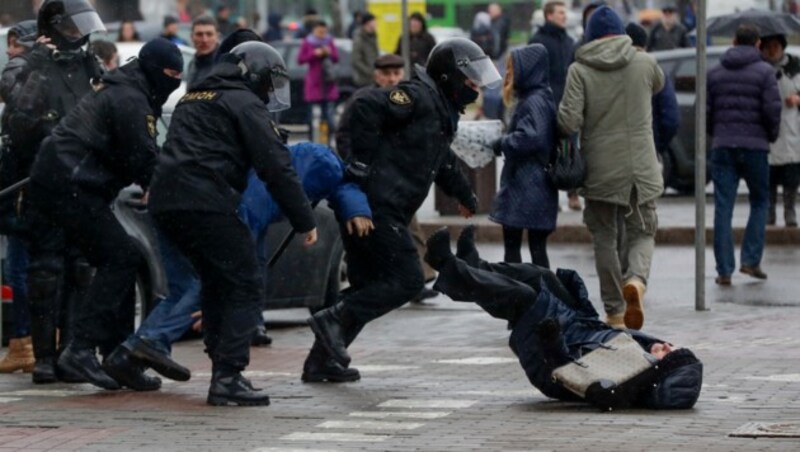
123, 230, 200, 354
711, 148, 770, 277
3, 236, 30, 337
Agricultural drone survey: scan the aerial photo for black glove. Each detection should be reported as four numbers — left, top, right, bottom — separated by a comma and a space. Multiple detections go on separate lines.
490, 138, 503, 156
463, 194, 478, 215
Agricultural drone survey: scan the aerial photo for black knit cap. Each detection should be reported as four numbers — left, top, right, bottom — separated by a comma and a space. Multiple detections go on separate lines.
139, 37, 183, 73
625, 22, 648, 48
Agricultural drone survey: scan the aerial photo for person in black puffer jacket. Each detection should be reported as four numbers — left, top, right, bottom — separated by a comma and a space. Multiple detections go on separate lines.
528, 1, 574, 104
425, 226, 704, 411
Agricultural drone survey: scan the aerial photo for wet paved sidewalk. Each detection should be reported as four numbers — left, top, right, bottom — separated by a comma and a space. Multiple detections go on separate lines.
0, 244, 799, 451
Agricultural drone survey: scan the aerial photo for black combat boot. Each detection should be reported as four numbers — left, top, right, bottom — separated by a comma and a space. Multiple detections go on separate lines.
785, 188, 797, 227
424, 227, 455, 271
29, 272, 60, 384
103, 347, 162, 391
301, 342, 360, 383
251, 324, 273, 346
307, 303, 351, 367
207, 371, 271, 406
456, 225, 481, 267
127, 337, 191, 381
57, 344, 120, 390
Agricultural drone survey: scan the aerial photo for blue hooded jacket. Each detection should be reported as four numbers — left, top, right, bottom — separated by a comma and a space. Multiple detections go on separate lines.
239, 142, 371, 261
490, 44, 558, 231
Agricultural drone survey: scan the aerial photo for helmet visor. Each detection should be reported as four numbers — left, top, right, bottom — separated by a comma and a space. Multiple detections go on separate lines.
267, 69, 291, 112
55, 10, 106, 42
457, 55, 502, 90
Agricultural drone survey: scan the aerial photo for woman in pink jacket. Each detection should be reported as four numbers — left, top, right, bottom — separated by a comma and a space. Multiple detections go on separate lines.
298, 20, 339, 145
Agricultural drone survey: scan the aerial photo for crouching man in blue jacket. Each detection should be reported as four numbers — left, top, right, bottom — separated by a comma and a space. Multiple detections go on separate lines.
108, 143, 373, 385
423, 226, 704, 410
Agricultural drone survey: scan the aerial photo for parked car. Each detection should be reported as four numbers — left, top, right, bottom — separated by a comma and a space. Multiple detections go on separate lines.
652, 46, 800, 193
270, 39, 357, 128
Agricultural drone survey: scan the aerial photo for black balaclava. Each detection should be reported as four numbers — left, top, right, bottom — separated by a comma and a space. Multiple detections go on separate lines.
138, 38, 184, 108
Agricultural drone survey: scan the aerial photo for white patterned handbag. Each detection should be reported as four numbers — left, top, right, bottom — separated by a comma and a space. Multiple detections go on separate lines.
451, 120, 503, 169
552, 333, 658, 400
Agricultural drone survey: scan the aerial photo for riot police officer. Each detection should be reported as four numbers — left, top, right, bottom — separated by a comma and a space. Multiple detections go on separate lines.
25, 38, 184, 390
4, 0, 105, 384
144, 42, 316, 406
305, 38, 499, 381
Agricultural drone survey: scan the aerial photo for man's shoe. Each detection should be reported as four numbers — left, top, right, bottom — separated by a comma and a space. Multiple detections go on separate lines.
55, 361, 89, 383
57, 345, 120, 390
410, 287, 439, 304
307, 306, 350, 367
251, 324, 273, 347
424, 227, 454, 271
456, 225, 481, 267
32, 357, 58, 384
605, 314, 626, 329
127, 338, 191, 382
302, 358, 361, 383
622, 277, 646, 330
103, 347, 162, 391
715, 275, 732, 286
740, 266, 768, 280
207, 373, 271, 406
0, 337, 35, 374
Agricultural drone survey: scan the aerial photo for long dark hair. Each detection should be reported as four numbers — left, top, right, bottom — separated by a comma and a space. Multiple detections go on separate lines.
118, 20, 141, 42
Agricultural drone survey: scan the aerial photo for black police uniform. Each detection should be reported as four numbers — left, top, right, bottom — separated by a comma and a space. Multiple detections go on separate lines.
308, 69, 475, 364
25, 60, 164, 388
4, 39, 101, 382
148, 61, 315, 378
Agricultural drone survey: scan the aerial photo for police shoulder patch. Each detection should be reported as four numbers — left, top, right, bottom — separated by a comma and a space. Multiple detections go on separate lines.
389, 89, 412, 106
146, 115, 157, 138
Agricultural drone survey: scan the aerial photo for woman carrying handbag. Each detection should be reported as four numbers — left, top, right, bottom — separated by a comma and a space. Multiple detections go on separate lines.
490, 44, 558, 268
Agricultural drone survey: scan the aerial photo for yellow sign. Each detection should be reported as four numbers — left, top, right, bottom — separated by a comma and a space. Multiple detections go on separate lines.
369, 0, 427, 54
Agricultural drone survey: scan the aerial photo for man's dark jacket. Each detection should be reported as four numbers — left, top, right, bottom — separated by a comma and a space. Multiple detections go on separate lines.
707, 45, 782, 151
528, 21, 574, 104
187, 49, 217, 90
347, 67, 475, 225
149, 61, 315, 234
30, 60, 160, 203
653, 74, 680, 154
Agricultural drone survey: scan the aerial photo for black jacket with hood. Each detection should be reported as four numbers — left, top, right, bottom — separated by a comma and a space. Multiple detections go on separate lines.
149, 60, 315, 234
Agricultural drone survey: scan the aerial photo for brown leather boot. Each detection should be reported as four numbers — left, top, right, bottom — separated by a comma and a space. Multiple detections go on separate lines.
0, 337, 36, 373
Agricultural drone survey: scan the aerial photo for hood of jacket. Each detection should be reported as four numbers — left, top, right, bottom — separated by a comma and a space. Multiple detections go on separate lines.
643, 348, 703, 410
101, 60, 156, 107
575, 35, 636, 71
290, 142, 345, 201
511, 43, 550, 96
195, 59, 251, 92
721, 45, 763, 70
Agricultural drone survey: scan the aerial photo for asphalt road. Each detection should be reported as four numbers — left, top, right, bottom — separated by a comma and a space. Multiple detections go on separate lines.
0, 243, 799, 451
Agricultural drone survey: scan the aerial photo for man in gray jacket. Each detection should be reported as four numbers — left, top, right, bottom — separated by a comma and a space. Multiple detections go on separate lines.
558, 6, 664, 331
351, 13, 379, 88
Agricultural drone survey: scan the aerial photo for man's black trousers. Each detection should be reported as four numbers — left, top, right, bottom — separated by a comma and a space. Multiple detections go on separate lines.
154, 211, 263, 375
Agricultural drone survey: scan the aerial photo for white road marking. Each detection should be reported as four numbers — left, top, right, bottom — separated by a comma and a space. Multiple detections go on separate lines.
742, 374, 800, 382
378, 399, 477, 409
356, 365, 420, 372
282, 432, 391, 442
348, 411, 452, 419
193, 371, 296, 378
252, 448, 342, 452
456, 389, 539, 397
0, 389, 91, 397
435, 357, 517, 365
0, 397, 22, 403
317, 420, 424, 430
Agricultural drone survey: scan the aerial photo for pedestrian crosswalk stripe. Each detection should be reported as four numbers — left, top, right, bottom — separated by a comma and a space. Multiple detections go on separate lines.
282, 432, 392, 442
435, 357, 517, 365
378, 399, 477, 409
0, 397, 22, 403
356, 365, 420, 372
317, 420, 424, 430
348, 411, 452, 419
743, 373, 800, 382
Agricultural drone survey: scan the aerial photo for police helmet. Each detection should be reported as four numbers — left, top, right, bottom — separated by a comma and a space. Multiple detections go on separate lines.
37, 0, 105, 49
426, 37, 502, 91
230, 41, 291, 112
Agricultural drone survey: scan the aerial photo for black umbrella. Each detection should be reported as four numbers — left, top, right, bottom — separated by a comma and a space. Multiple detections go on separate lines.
707, 9, 800, 36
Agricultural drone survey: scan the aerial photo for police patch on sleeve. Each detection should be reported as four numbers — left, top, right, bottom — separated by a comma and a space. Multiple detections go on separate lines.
146, 115, 157, 138
389, 89, 412, 105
